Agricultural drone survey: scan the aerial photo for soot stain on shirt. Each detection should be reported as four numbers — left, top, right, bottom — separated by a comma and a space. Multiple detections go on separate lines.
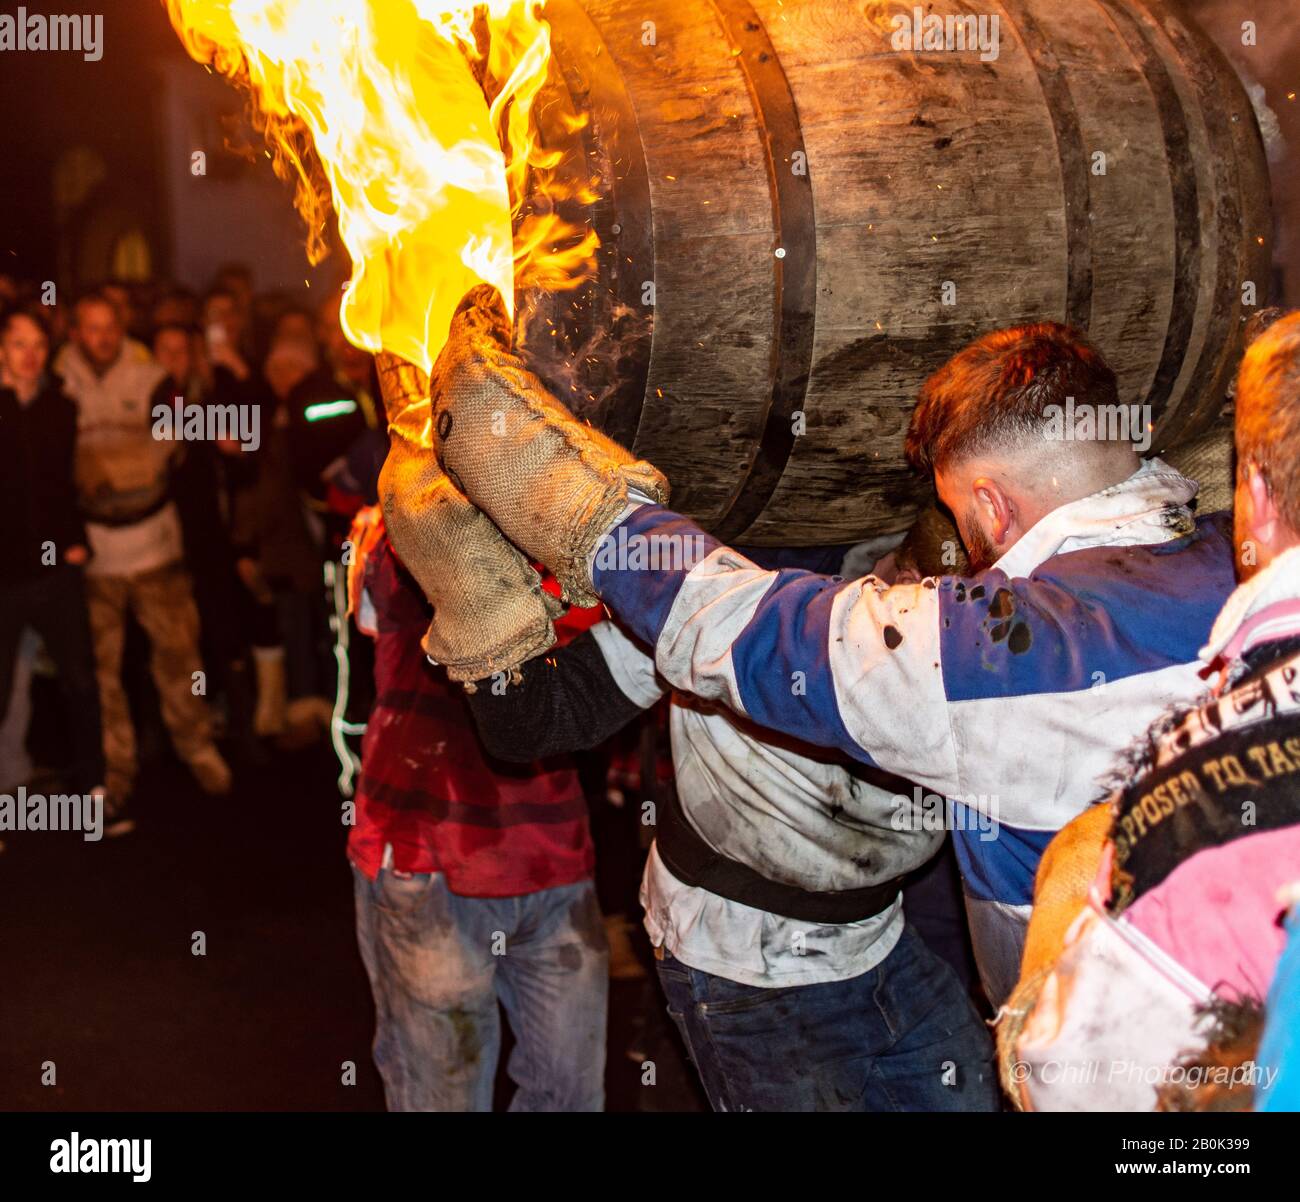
988, 588, 1016, 620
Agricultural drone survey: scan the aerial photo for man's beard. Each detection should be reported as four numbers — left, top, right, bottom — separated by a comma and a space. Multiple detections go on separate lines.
963, 510, 1000, 574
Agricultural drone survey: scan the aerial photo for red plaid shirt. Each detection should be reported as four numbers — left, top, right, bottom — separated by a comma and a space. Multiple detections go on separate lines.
347, 534, 597, 896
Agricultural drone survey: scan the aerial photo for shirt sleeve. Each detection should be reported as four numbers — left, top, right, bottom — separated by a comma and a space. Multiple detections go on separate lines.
591, 504, 961, 797
464, 624, 657, 763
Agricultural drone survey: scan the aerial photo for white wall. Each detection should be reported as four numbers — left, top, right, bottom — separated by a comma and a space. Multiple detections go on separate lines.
1188, 0, 1300, 304
156, 60, 341, 295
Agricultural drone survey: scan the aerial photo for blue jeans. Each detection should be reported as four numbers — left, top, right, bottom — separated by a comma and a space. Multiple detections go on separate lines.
352, 866, 609, 1111
656, 924, 998, 1111
0, 568, 103, 792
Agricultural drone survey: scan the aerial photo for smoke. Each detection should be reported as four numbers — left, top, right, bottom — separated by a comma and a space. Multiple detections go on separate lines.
514, 282, 652, 430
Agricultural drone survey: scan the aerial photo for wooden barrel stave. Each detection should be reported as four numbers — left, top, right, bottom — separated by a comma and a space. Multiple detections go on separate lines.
532, 0, 1272, 545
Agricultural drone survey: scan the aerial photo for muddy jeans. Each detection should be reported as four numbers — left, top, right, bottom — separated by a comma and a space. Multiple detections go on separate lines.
86, 562, 215, 799
352, 866, 609, 1112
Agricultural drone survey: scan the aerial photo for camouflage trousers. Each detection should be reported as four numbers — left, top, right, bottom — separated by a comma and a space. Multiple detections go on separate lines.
86, 561, 214, 800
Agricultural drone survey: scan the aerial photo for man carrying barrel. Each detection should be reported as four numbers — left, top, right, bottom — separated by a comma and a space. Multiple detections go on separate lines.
378, 345, 999, 1113
387, 287, 1236, 1021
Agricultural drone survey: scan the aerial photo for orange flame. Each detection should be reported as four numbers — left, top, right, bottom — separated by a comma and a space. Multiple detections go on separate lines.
164, 0, 598, 373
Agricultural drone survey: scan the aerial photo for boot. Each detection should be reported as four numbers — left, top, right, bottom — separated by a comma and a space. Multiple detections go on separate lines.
224, 657, 267, 766
96, 783, 136, 839
186, 744, 233, 795
278, 696, 333, 749
252, 646, 288, 737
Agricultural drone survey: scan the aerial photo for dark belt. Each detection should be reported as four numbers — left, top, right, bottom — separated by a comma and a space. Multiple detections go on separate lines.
85, 493, 171, 529
656, 785, 904, 925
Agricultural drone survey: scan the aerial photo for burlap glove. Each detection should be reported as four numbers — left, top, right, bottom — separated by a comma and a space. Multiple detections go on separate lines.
429, 285, 669, 607
376, 352, 562, 684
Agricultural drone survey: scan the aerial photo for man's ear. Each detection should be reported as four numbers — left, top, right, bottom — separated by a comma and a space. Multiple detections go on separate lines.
1246, 462, 1281, 544
972, 476, 1015, 546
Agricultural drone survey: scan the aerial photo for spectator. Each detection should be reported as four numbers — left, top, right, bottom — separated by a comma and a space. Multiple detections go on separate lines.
151, 287, 200, 333
270, 305, 315, 356
213, 263, 254, 331
304, 304, 389, 525
152, 323, 258, 761
61, 292, 231, 818
0, 303, 104, 802
252, 332, 335, 741
101, 280, 151, 346
189, 298, 286, 744
202, 286, 255, 378
54, 284, 151, 375
251, 296, 382, 741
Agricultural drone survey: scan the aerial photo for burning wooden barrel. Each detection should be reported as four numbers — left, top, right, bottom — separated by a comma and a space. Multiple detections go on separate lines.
526, 0, 1271, 544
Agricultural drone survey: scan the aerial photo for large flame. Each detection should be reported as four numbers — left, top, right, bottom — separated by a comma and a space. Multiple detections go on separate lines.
165, 0, 598, 373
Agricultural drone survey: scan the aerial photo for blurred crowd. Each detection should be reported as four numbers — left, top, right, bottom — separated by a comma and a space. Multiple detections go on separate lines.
0, 264, 387, 833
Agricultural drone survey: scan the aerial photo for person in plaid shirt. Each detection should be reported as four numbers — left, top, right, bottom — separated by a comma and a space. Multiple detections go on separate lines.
346, 508, 608, 1111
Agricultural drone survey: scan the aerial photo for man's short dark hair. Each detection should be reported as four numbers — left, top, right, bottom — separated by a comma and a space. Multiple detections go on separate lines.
215, 262, 252, 286
203, 286, 237, 307
152, 321, 198, 345
73, 289, 117, 321
0, 301, 52, 341
905, 322, 1121, 473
